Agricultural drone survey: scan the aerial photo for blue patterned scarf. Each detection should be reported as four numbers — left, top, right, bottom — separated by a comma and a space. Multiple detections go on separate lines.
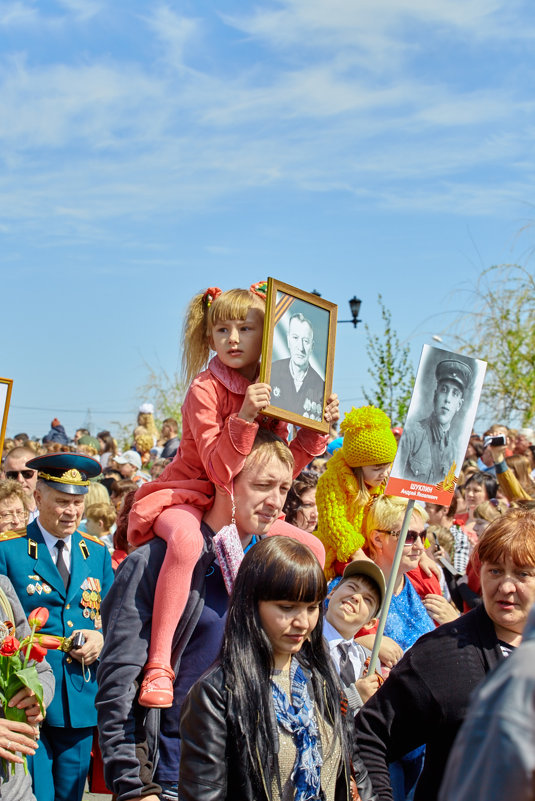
271, 660, 323, 801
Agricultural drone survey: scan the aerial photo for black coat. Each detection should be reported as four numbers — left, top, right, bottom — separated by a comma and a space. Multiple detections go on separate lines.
179, 663, 377, 801
355, 604, 504, 801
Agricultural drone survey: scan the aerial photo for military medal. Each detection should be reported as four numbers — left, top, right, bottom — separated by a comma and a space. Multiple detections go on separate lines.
83, 608, 91, 619
27, 584, 36, 596
43, 584, 52, 594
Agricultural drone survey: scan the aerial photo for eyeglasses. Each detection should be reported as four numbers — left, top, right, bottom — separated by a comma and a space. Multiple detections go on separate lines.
0, 510, 28, 523
378, 529, 426, 545
5, 470, 35, 480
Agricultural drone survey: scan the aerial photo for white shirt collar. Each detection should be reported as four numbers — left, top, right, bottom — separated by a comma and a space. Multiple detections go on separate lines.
36, 519, 72, 555
323, 617, 353, 646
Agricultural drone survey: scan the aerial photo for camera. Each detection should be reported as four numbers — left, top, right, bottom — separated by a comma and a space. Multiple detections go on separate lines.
71, 631, 86, 650
483, 434, 506, 448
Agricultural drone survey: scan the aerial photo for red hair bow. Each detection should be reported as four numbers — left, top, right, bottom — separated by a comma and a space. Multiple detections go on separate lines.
203, 287, 222, 308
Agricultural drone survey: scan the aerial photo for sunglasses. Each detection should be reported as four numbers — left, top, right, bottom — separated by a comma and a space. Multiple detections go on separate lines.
5, 470, 35, 480
379, 529, 426, 545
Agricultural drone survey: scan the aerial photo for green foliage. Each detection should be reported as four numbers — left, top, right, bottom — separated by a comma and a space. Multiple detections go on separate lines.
362, 295, 415, 426
138, 362, 186, 434
112, 362, 187, 452
449, 264, 535, 427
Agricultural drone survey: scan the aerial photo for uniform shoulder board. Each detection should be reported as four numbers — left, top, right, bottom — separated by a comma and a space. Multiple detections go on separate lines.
81, 532, 106, 547
0, 527, 27, 542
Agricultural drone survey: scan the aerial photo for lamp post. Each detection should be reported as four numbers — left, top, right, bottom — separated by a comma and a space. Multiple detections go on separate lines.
339, 296, 362, 329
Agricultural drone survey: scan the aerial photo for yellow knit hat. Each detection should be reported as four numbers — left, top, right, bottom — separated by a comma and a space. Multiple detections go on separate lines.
340, 406, 397, 468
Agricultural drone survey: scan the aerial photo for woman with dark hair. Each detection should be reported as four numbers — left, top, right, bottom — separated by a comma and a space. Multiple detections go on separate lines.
97, 431, 118, 471
179, 536, 375, 801
283, 471, 319, 533
459, 471, 498, 544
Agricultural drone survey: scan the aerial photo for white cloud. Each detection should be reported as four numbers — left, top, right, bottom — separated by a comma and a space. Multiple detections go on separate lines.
55, 0, 101, 21
145, 5, 201, 70
0, 0, 533, 241
0, 1, 38, 25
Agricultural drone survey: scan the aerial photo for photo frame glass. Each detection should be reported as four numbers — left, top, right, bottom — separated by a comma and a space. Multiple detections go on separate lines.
260, 279, 337, 434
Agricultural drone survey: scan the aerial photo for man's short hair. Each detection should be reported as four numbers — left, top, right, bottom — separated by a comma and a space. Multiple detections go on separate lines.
163, 418, 179, 434
242, 429, 294, 475
4, 446, 37, 465
289, 312, 314, 335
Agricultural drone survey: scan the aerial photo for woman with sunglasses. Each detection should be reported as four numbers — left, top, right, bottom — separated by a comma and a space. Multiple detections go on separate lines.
365, 496, 457, 654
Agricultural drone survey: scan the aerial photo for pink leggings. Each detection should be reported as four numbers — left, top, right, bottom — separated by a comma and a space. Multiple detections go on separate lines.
148, 505, 204, 667
147, 507, 326, 668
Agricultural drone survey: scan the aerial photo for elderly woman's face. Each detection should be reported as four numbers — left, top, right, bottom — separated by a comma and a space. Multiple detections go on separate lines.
0, 496, 28, 533
376, 513, 426, 574
480, 556, 535, 644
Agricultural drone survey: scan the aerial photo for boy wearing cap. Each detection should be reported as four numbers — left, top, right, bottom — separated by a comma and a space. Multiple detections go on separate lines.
114, 450, 149, 486
324, 560, 386, 713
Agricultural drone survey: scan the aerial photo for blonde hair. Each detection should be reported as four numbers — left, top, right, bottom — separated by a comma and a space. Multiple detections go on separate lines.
182, 288, 265, 385
83, 481, 111, 515
474, 499, 508, 523
135, 433, 154, 455
364, 495, 427, 558
506, 454, 535, 497
137, 413, 159, 442
426, 524, 455, 561
85, 502, 116, 531
316, 450, 383, 579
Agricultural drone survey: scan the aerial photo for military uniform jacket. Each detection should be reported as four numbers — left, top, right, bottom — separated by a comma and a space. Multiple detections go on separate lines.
0, 520, 114, 728
396, 415, 457, 486
270, 358, 325, 421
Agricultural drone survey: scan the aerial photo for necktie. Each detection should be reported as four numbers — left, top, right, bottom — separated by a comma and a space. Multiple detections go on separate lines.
337, 642, 356, 687
55, 540, 70, 590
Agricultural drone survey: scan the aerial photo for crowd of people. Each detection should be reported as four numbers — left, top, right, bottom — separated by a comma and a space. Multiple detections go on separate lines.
1, 282, 535, 801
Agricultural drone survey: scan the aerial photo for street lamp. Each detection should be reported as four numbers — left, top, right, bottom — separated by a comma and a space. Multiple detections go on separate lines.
339, 296, 362, 329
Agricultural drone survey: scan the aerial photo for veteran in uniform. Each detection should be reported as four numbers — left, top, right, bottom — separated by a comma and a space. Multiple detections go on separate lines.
396, 359, 473, 486
270, 312, 325, 421
0, 453, 114, 801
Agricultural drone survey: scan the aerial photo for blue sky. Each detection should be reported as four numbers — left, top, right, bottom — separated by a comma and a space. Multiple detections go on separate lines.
2, 0, 534, 440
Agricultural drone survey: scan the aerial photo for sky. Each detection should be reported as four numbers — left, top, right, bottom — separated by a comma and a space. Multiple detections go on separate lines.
1, 0, 534, 441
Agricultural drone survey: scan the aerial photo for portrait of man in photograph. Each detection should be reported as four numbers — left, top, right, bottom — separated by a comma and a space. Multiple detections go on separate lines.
395, 358, 473, 485
270, 312, 325, 421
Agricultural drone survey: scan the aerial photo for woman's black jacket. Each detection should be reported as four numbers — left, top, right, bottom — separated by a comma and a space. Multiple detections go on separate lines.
179, 663, 377, 801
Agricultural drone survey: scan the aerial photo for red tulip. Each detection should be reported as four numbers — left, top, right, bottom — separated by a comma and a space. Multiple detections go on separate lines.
0, 636, 20, 656
35, 634, 64, 650
28, 607, 49, 632
28, 643, 47, 663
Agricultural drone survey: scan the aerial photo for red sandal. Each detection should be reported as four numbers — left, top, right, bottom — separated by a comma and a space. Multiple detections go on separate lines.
138, 662, 175, 709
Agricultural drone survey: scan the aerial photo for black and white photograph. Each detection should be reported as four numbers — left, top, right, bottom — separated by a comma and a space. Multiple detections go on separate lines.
260, 279, 337, 433
388, 345, 486, 492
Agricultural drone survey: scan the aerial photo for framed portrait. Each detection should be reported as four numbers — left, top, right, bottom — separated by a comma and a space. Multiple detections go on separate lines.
259, 278, 337, 433
0, 377, 13, 460
386, 345, 486, 505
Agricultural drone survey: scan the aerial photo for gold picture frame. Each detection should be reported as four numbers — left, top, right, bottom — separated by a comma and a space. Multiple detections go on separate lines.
0, 377, 13, 460
259, 278, 337, 434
